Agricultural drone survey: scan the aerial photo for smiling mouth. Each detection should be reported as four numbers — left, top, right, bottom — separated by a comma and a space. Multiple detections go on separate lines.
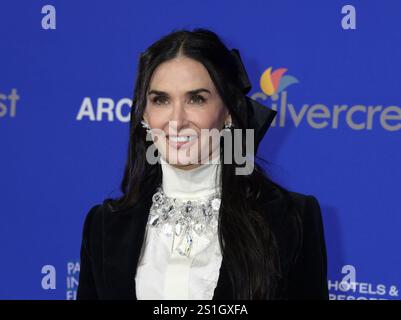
167, 135, 198, 148
167, 135, 197, 142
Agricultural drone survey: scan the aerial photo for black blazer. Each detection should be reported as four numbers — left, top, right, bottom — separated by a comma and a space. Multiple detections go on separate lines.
77, 180, 329, 300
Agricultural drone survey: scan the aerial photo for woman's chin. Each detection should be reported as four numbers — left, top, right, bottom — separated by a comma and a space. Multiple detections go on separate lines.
167, 154, 198, 166
162, 146, 199, 166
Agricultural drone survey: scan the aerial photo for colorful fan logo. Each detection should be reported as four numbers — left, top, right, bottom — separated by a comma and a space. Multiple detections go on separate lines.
260, 67, 299, 96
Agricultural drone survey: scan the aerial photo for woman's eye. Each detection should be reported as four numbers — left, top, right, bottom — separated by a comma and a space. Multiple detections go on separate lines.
151, 95, 205, 105
189, 95, 206, 105
152, 96, 169, 105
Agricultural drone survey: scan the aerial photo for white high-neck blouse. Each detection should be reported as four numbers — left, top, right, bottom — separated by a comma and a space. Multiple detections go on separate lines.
135, 153, 223, 300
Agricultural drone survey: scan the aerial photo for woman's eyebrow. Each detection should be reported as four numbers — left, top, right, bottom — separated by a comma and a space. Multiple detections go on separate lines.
186, 88, 211, 95
147, 88, 211, 96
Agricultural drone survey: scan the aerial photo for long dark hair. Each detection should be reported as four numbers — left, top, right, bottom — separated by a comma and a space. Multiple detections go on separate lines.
105, 28, 302, 299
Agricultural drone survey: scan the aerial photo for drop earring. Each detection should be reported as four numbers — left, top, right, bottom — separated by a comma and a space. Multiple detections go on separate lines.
141, 120, 151, 133
223, 122, 234, 130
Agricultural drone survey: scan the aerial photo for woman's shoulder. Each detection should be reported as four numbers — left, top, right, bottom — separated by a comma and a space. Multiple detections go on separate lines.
264, 180, 322, 218
81, 199, 120, 229
80, 197, 144, 236
266, 185, 325, 245
281, 189, 324, 237
288, 191, 322, 215
287, 190, 323, 225
80, 203, 105, 245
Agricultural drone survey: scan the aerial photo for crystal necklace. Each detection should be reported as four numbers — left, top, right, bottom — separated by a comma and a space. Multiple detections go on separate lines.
148, 186, 221, 258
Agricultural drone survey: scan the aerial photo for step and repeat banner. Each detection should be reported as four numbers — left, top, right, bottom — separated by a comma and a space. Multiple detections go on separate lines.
1, 1, 400, 300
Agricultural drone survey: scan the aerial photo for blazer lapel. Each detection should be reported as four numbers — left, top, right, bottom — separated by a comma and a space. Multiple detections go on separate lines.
102, 188, 154, 299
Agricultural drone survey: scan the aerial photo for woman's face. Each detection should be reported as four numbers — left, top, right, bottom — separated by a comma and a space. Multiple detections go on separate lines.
143, 55, 231, 170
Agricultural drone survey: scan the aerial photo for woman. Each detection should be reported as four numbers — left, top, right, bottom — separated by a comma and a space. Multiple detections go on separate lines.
77, 28, 329, 300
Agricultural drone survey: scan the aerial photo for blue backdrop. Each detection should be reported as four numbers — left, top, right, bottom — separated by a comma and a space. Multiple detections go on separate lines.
1, 0, 400, 300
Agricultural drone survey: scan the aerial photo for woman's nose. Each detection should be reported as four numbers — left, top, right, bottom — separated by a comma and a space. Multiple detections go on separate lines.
168, 103, 188, 130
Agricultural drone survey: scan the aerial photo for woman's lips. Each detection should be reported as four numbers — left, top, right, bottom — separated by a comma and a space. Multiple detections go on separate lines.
167, 136, 198, 149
